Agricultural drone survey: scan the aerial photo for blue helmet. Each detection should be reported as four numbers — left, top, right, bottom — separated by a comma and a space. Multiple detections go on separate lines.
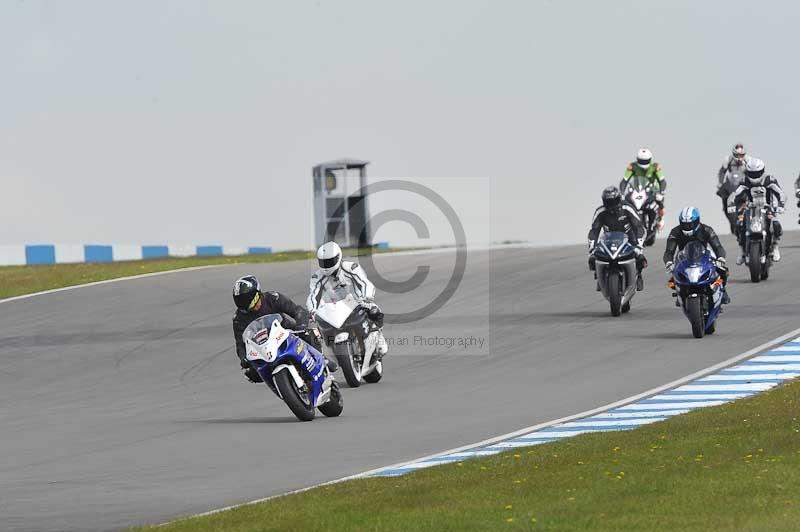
679, 207, 700, 236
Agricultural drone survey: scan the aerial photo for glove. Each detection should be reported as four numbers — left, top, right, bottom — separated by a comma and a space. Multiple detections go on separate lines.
665, 261, 674, 273
241, 366, 263, 383
715, 257, 727, 270
655, 193, 665, 203
776, 206, 785, 214
727, 205, 736, 214
634, 246, 644, 257
366, 304, 385, 328
587, 240, 596, 254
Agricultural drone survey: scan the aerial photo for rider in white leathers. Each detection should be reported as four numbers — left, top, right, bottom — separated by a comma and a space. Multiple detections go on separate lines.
307, 241, 389, 357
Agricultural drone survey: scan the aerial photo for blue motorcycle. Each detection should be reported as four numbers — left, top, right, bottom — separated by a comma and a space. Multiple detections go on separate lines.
670, 242, 724, 338
243, 314, 343, 421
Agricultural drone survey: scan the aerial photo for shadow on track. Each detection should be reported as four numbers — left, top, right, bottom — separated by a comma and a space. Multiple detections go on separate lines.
177, 417, 299, 424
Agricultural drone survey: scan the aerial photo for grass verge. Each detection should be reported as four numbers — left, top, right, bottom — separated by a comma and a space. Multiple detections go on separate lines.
0, 248, 397, 301
135, 379, 800, 532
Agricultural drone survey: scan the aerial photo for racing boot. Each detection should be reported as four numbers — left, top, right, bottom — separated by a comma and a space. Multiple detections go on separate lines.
636, 274, 644, 291
376, 330, 389, 359
722, 288, 731, 305
772, 243, 781, 262
325, 357, 339, 373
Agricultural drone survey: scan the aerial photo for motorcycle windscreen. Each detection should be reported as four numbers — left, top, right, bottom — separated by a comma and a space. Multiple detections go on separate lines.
315, 286, 361, 329
242, 313, 283, 344
680, 241, 708, 265
601, 231, 629, 249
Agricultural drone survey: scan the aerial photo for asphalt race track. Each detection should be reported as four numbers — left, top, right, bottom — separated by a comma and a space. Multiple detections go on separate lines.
3, 233, 800, 531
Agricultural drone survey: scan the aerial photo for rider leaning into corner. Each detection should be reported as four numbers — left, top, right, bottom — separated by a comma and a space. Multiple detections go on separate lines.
232, 275, 332, 384
588, 186, 648, 290
664, 207, 731, 305
619, 148, 667, 229
307, 241, 389, 358
726, 157, 787, 264
717, 143, 750, 211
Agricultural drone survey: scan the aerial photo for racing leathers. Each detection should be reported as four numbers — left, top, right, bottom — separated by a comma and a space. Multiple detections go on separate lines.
717, 154, 749, 212
620, 162, 667, 226
727, 175, 787, 261
588, 201, 647, 288
307, 261, 388, 357
663, 223, 729, 303
233, 291, 317, 383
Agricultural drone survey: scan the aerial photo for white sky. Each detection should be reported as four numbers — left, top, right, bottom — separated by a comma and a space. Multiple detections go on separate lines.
2, 0, 799, 249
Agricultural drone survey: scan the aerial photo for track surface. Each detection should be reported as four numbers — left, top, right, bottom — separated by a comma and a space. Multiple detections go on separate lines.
3, 234, 800, 531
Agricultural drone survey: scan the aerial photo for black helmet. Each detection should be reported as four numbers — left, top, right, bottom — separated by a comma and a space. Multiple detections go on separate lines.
233, 275, 262, 311
602, 186, 622, 211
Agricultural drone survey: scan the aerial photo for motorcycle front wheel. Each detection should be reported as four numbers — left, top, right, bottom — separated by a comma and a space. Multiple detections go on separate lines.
749, 241, 762, 283
687, 297, 705, 339
607, 272, 623, 317
275, 370, 315, 421
334, 341, 362, 388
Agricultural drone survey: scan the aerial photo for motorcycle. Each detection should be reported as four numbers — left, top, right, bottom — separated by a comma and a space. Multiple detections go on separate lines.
669, 241, 723, 339
243, 313, 343, 421
592, 231, 638, 316
718, 170, 744, 233
739, 186, 774, 283
624, 175, 661, 246
314, 291, 383, 388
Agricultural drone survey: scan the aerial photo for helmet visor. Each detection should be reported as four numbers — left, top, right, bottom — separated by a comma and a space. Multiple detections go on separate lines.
247, 291, 261, 311
680, 220, 698, 234
319, 255, 340, 269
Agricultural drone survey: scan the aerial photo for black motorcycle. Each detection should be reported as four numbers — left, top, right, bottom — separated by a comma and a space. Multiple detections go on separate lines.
592, 231, 639, 316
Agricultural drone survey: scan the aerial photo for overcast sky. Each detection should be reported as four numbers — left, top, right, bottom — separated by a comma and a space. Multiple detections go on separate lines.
2, 0, 799, 249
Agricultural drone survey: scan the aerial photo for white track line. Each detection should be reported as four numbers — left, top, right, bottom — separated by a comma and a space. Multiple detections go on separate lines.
162, 326, 800, 526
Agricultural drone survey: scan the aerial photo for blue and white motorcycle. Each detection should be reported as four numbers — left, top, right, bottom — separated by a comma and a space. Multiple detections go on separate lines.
243, 314, 343, 421
670, 242, 724, 339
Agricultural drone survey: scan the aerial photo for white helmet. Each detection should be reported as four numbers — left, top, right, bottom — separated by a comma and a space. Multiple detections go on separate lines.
636, 148, 653, 169
317, 241, 342, 276
745, 157, 766, 186
732, 143, 746, 159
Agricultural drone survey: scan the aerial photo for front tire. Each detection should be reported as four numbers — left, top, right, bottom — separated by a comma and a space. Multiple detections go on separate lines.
318, 381, 344, 417
274, 370, 315, 422
608, 272, 622, 317
749, 241, 762, 283
687, 296, 705, 339
334, 341, 362, 388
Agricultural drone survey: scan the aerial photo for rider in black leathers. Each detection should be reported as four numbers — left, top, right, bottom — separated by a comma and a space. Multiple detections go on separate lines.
588, 186, 647, 290
232, 275, 328, 383
726, 157, 786, 263
663, 207, 730, 304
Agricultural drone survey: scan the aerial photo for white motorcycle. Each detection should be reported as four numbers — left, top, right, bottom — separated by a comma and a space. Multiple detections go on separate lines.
313, 291, 383, 388
624, 175, 661, 246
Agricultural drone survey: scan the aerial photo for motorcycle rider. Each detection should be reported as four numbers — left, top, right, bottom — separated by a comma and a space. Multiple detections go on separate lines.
664, 207, 730, 304
717, 143, 749, 216
307, 241, 389, 357
795, 172, 800, 225
727, 157, 787, 264
588, 186, 647, 291
232, 275, 332, 384
619, 148, 667, 229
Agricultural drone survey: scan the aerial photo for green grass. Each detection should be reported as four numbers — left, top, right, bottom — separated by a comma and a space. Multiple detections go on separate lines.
0, 248, 395, 301
134, 379, 800, 532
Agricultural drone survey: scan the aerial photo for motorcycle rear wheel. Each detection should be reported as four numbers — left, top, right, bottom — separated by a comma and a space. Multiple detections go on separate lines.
318, 381, 344, 417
